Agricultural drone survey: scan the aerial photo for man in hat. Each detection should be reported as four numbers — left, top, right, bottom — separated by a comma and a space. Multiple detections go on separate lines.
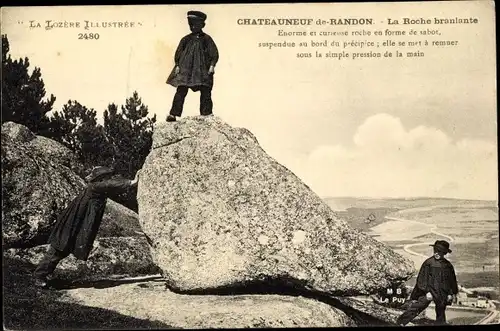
166, 10, 219, 122
396, 240, 459, 326
33, 166, 141, 288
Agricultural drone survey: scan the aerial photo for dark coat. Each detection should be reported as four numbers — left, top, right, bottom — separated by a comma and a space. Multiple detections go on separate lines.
410, 256, 459, 306
166, 31, 219, 91
48, 178, 135, 261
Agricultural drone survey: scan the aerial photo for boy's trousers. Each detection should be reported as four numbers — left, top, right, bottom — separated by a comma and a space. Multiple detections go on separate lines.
170, 85, 213, 116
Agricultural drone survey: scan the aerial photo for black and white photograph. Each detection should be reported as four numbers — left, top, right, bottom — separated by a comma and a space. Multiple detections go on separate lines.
1, 1, 498, 328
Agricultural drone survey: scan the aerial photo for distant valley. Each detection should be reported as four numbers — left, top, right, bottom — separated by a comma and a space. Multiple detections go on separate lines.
324, 197, 499, 294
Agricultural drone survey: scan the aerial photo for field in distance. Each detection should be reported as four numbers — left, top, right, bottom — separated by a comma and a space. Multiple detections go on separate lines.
324, 197, 499, 294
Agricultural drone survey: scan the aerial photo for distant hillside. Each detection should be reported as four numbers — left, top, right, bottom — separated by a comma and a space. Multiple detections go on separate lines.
326, 196, 500, 304
324, 197, 497, 212
333, 207, 399, 232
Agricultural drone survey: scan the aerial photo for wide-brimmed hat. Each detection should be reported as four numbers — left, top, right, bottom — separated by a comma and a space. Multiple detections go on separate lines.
187, 10, 207, 21
86, 166, 115, 182
430, 240, 452, 253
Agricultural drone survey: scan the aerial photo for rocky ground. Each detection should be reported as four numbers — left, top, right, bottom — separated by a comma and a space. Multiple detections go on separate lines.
3, 256, 172, 329
4, 255, 439, 329
2, 119, 436, 329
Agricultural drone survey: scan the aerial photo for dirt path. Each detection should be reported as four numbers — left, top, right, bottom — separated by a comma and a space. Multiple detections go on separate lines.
384, 216, 455, 258
384, 215, 499, 325
475, 308, 499, 324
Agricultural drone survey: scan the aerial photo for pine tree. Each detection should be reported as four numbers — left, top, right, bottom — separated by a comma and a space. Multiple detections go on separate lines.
50, 100, 114, 170
103, 91, 157, 210
1, 35, 56, 135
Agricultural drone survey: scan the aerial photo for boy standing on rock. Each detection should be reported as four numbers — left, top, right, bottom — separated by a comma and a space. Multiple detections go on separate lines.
33, 166, 141, 288
396, 240, 459, 326
165, 10, 219, 122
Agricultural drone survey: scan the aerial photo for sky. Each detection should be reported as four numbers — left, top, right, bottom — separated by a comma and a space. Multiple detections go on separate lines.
2, 1, 497, 200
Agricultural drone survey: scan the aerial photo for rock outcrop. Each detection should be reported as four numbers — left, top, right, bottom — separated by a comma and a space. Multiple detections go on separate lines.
137, 116, 415, 295
99, 200, 144, 238
2, 118, 418, 328
1, 121, 84, 174
2, 121, 37, 143
1, 122, 144, 248
5, 237, 160, 280
61, 281, 356, 328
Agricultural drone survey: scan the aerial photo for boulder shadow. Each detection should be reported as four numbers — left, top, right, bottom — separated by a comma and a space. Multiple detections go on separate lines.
3, 256, 173, 330
165, 276, 397, 327
50, 275, 165, 290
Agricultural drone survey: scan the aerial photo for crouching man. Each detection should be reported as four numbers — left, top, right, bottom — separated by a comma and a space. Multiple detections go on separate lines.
396, 240, 459, 326
33, 166, 141, 288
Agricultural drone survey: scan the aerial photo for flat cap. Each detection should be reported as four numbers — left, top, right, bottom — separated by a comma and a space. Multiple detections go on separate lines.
187, 10, 207, 21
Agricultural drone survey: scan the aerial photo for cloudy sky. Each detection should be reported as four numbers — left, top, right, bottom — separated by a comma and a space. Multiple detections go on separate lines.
2, 2, 497, 200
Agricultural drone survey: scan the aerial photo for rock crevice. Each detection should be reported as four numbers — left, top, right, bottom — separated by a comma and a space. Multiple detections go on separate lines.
153, 135, 194, 150
161, 276, 397, 326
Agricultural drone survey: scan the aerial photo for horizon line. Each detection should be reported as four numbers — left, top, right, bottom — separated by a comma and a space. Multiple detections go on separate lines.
322, 196, 498, 203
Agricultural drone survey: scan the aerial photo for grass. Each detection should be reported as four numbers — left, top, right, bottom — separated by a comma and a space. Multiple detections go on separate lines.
448, 316, 484, 325
335, 207, 399, 232
458, 271, 500, 290
413, 233, 444, 241
324, 197, 496, 212
385, 240, 418, 247
342, 203, 498, 281
2, 255, 173, 330
409, 239, 499, 274
451, 241, 499, 271
397, 206, 498, 224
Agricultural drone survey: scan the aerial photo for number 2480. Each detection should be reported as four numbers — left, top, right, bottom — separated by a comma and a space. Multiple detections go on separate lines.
78, 33, 100, 40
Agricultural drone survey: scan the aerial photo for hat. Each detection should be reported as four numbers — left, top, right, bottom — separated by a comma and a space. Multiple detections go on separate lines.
187, 10, 207, 21
430, 240, 452, 253
86, 166, 115, 182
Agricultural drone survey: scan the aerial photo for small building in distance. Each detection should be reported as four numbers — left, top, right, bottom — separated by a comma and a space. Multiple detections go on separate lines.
404, 284, 491, 309
455, 292, 489, 308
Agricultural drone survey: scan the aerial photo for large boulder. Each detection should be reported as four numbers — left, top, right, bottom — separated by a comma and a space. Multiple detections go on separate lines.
28, 135, 85, 175
4, 236, 160, 280
61, 281, 357, 328
2, 121, 36, 143
99, 200, 144, 237
1, 121, 84, 175
137, 116, 415, 295
1, 122, 143, 248
2, 125, 85, 248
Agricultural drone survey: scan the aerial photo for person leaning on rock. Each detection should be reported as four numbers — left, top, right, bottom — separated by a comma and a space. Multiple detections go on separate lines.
165, 10, 219, 122
33, 166, 141, 288
396, 240, 459, 326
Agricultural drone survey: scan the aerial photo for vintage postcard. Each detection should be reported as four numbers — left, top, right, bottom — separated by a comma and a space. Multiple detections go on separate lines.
1, 1, 498, 329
